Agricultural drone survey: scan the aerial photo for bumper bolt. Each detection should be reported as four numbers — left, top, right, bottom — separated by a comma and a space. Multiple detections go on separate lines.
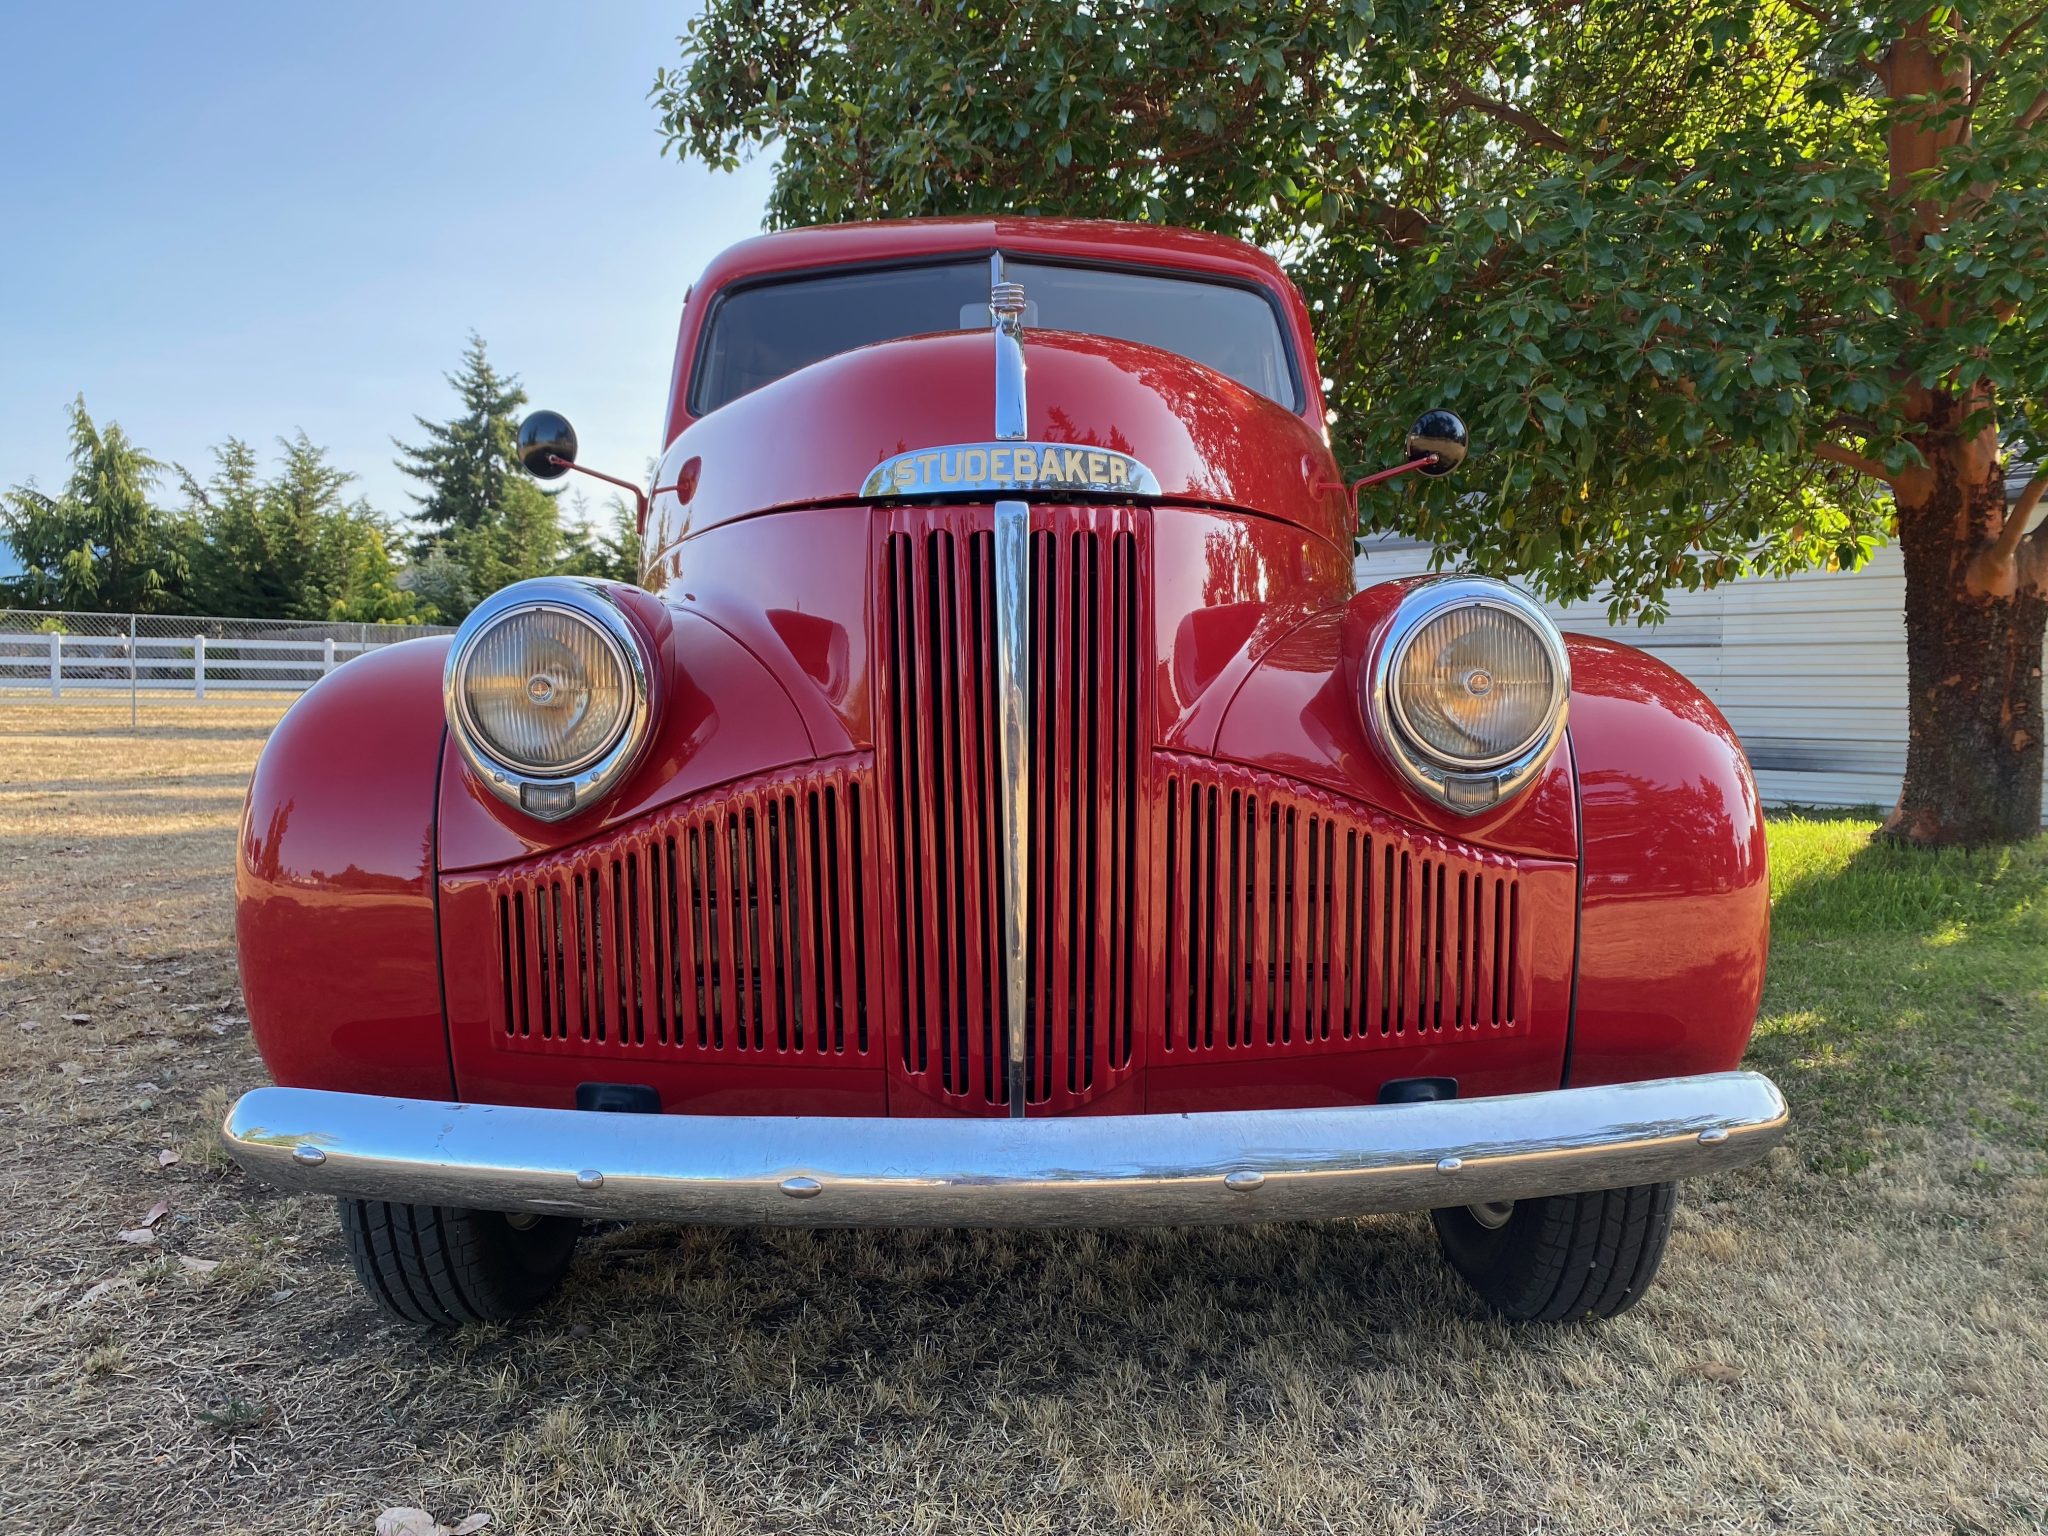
575, 1169, 604, 1189
1224, 1170, 1265, 1193
291, 1145, 326, 1167
779, 1176, 823, 1200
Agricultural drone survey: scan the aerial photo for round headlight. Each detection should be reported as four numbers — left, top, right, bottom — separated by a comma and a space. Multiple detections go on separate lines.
1368, 578, 1568, 813
459, 606, 631, 774
1391, 603, 1560, 767
445, 579, 654, 821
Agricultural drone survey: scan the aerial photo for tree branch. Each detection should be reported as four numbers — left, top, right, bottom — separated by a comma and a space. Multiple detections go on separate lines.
1965, 468, 2046, 596
2000, 6, 2048, 55
1989, 468, 2047, 564
2019, 88, 2048, 133
1443, 81, 1575, 156
1815, 441, 1897, 485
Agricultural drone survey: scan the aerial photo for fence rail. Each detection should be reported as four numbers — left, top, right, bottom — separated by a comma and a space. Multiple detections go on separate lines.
0, 609, 454, 721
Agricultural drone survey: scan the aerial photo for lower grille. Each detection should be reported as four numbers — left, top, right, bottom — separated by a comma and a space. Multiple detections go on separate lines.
1158, 759, 1527, 1060
488, 763, 873, 1060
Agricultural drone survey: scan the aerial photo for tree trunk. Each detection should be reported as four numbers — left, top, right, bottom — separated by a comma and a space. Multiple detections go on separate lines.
1887, 438, 2047, 845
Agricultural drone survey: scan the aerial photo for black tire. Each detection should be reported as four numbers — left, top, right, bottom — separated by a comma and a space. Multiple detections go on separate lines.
338, 1199, 579, 1327
1431, 1181, 1677, 1323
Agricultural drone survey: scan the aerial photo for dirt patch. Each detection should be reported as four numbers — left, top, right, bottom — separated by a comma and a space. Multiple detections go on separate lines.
2, 718, 2043, 1534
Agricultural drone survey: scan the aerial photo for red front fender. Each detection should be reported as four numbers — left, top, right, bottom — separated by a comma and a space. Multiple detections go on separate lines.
1564, 636, 1770, 1085
237, 638, 456, 1099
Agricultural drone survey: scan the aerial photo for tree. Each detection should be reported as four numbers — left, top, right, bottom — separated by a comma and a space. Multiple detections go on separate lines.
309, 502, 419, 623
558, 490, 643, 584
395, 335, 561, 619
395, 333, 532, 549
2, 396, 188, 611
657, 0, 2048, 844
182, 434, 418, 622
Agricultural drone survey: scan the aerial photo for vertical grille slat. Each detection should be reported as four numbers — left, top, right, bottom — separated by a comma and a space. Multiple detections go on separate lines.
487, 763, 874, 1063
1157, 758, 1531, 1061
876, 507, 1146, 1112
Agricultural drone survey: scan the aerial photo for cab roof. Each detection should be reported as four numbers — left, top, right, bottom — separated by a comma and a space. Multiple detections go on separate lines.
691, 216, 1301, 297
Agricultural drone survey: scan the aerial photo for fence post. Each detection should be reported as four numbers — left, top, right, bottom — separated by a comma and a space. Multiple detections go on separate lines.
128, 614, 138, 729
49, 632, 62, 698
193, 635, 207, 701
323, 636, 336, 675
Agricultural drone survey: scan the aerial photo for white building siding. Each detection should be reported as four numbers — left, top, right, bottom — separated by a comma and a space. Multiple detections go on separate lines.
1353, 536, 2048, 822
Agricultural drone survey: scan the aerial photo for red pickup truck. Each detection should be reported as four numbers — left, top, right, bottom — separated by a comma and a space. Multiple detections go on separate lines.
223, 217, 1783, 1329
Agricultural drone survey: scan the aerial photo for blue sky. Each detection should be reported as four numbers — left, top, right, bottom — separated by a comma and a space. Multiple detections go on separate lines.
0, 1, 775, 540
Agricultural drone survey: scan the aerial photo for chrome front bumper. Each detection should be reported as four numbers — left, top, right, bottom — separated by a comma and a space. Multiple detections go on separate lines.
221, 1072, 1787, 1228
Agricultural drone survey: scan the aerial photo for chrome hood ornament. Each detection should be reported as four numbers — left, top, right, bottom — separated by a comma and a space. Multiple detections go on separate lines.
991, 252, 1028, 441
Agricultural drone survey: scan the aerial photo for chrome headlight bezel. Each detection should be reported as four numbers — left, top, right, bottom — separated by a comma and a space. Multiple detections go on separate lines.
1366, 577, 1570, 815
443, 577, 654, 823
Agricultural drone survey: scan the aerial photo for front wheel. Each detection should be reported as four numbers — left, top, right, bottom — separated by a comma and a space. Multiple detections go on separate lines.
1431, 1181, 1676, 1323
338, 1199, 579, 1327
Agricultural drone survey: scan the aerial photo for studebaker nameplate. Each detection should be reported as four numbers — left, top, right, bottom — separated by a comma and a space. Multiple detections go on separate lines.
860, 441, 1162, 499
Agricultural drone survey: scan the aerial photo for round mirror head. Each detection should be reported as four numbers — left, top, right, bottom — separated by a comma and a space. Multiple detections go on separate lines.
1406, 410, 1469, 476
517, 410, 578, 480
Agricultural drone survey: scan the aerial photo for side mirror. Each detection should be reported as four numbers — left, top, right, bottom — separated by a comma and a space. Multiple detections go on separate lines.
517, 411, 578, 480
1405, 410, 1468, 476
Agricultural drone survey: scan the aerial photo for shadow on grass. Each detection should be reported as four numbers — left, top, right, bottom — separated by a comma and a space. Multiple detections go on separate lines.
1749, 813, 2047, 1173
398, 1212, 1508, 1420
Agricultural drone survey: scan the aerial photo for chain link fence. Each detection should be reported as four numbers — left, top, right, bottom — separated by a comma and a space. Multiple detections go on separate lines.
0, 609, 453, 731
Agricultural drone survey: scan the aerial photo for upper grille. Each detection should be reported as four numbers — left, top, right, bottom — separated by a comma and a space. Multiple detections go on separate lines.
487, 762, 874, 1061
1158, 758, 1527, 1059
875, 506, 1147, 1111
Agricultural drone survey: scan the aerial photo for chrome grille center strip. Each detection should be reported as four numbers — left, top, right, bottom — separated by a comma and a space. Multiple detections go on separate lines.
994, 498, 1031, 1115
993, 261, 1031, 1115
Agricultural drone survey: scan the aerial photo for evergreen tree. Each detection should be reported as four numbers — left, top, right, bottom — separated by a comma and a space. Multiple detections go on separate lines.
183, 433, 419, 621
395, 335, 562, 619
1, 396, 188, 611
313, 502, 420, 623
558, 491, 643, 585
183, 437, 292, 617
394, 333, 529, 550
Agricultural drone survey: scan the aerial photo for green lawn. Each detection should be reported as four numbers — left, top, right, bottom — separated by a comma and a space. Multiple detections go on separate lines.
1753, 813, 2048, 1174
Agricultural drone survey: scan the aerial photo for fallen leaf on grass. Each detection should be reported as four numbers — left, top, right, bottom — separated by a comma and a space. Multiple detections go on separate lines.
157, 1149, 182, 1169
65, 1012, 92, 1023
139, 1198, 171, 1227
177, 1254, 221, 1275
116, 1228, 156, 1245
377, 1510, 491, 1536
197, 1395, 270, 1433
74, 1279, 124, 1308
1691, 1361, 1743, 1384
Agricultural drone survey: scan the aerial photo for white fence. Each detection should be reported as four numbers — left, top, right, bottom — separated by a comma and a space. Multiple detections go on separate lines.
0, 610, 453, 717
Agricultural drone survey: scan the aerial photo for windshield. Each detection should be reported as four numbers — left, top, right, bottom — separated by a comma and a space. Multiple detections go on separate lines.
691, 258, 1300, 415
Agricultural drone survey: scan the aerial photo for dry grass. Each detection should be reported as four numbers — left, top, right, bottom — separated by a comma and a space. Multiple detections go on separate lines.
1, 711, 2044, 1535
